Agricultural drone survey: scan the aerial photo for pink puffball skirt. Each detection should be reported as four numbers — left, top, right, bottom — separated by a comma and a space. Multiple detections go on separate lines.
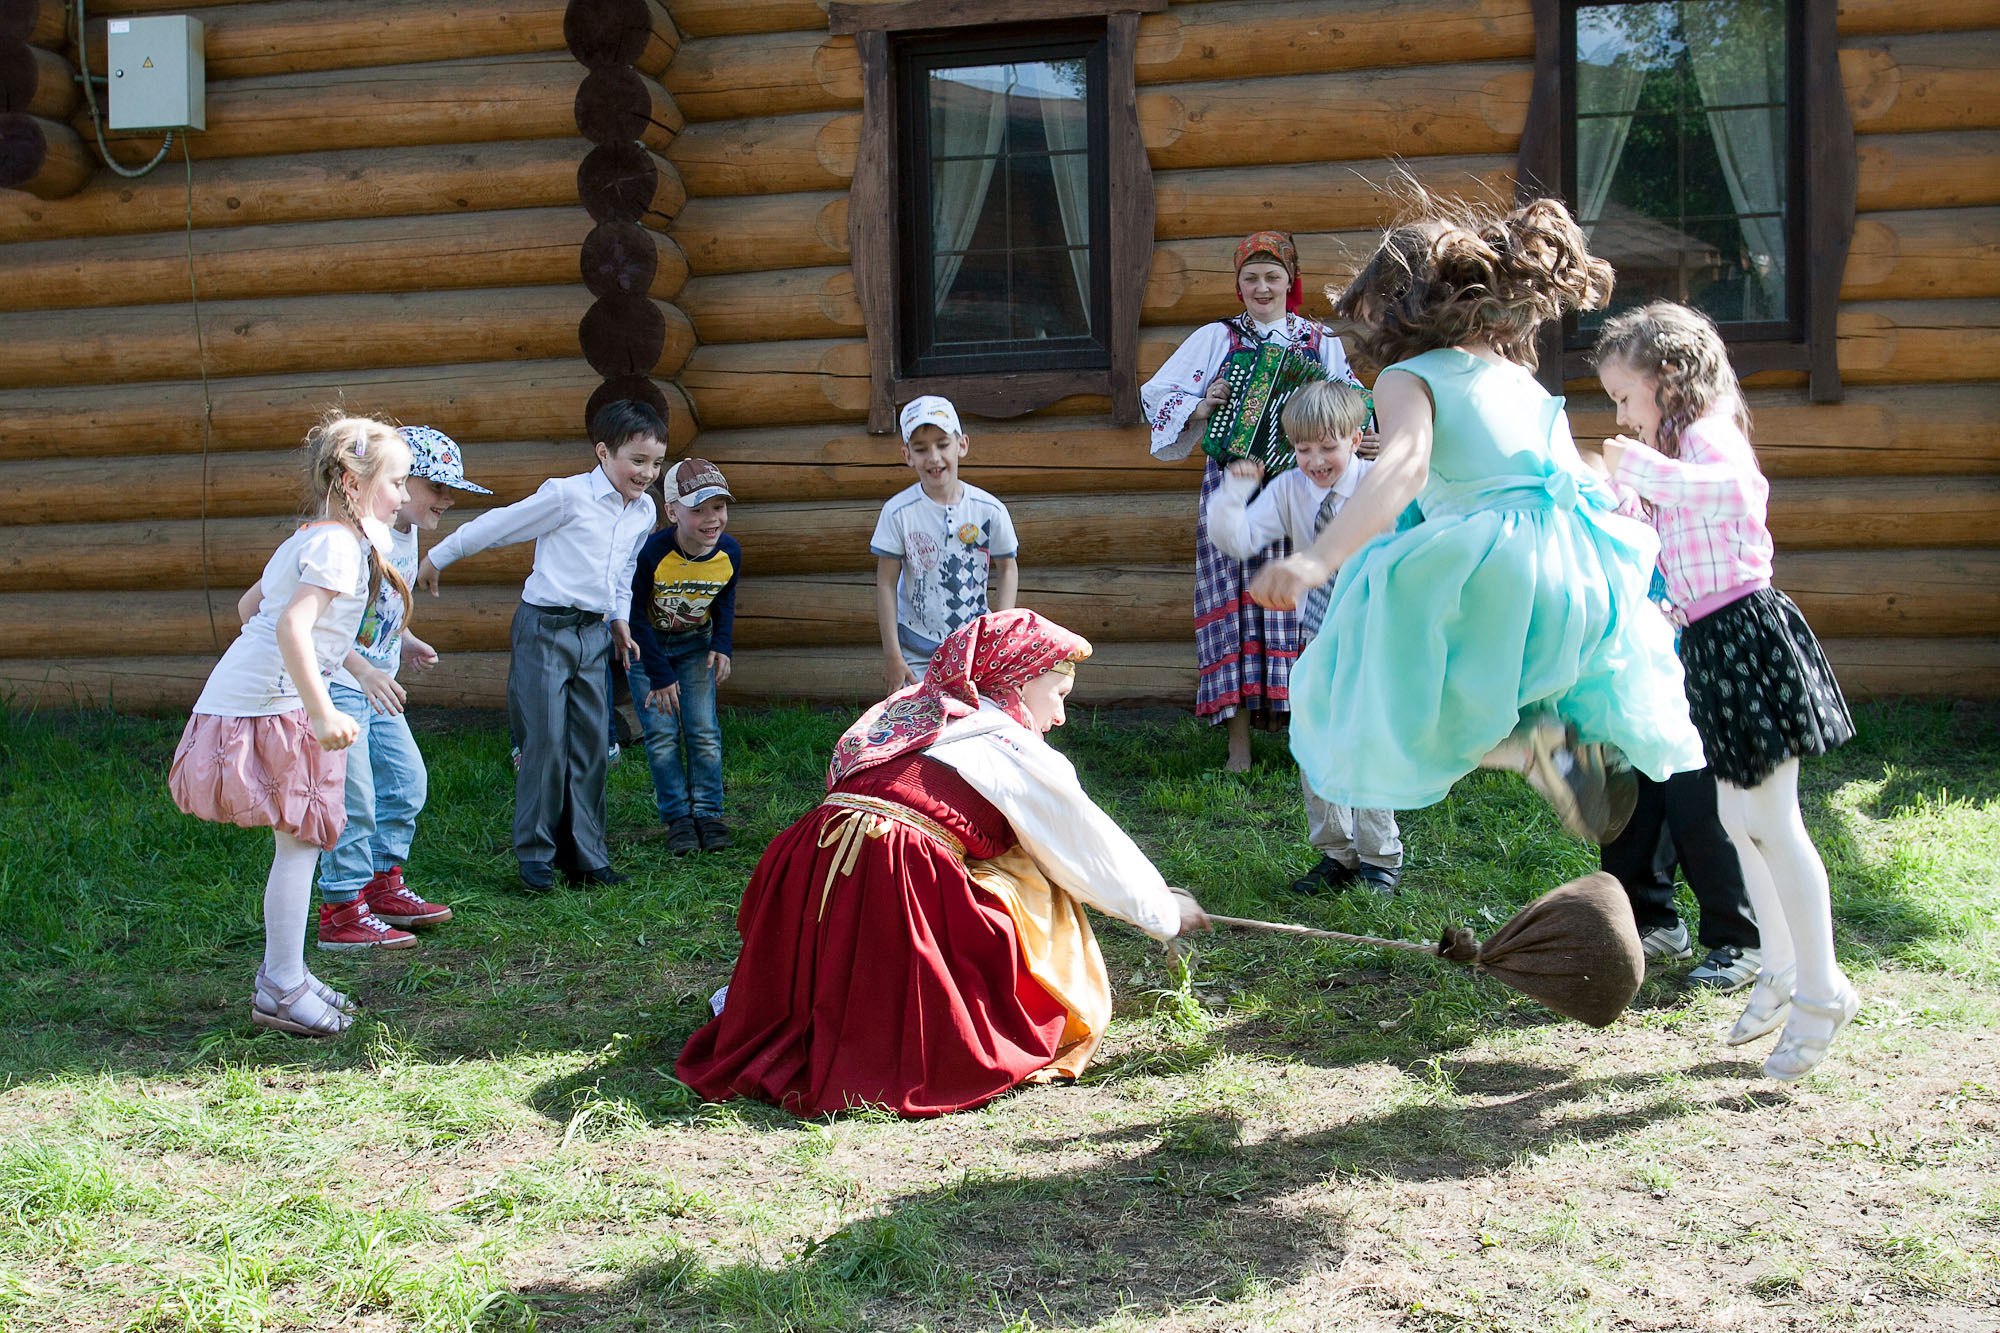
169, 710, 349, 850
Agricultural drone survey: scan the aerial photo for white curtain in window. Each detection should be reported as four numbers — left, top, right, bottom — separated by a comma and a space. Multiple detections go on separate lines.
929, 71, 1010, 315
1574, 11, 1649, 240
1681, 0, 1788, 319
1038, 87, 1091, 330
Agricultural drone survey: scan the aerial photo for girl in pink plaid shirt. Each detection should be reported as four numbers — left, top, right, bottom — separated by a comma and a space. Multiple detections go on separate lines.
1594, 302, 1857, 1083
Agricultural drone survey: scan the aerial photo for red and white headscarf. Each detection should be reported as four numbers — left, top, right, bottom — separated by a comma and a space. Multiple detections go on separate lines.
1235, 229, 1303, 314
825, 609, 1092, 789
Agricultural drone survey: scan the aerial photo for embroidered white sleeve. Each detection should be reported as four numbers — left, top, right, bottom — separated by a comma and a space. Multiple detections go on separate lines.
1141, 324, 1233, 461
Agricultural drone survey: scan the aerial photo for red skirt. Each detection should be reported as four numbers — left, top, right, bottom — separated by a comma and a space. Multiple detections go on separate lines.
675, 799, 1069, 1118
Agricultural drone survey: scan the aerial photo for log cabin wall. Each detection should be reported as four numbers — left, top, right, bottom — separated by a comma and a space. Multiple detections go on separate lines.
1, 0, 1995, 712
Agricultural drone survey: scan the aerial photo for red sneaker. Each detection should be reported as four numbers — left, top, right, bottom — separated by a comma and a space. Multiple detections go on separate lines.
317, 897, 417, 952
362, 866, 453, 928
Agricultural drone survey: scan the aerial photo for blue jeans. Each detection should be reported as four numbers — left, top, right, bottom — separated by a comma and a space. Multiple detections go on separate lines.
320, 680, 428, 903
628, 632, 723, 821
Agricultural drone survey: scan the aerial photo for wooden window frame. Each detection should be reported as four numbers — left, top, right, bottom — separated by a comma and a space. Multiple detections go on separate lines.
1517, 0, 1853, 401
832, 0, 1167, 433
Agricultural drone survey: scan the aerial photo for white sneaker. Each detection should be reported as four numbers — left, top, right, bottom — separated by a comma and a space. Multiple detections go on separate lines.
1689, 945, 1761, 991
1726, 967, 1795, 1046
1638, 920, 1694, 963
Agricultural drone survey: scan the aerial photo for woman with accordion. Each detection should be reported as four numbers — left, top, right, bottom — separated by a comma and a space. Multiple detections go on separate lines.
1142, 231, 1363, 771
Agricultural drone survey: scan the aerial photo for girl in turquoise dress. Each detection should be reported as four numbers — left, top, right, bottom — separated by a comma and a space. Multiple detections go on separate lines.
1251, 197, 1706, 841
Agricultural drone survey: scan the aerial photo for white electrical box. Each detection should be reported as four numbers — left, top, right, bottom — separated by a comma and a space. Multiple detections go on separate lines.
106, 16, 205, 132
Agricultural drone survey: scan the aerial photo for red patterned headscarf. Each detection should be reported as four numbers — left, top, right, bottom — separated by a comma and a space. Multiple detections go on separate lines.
1234, 229, 1303, 314
826, 609, 1093, 788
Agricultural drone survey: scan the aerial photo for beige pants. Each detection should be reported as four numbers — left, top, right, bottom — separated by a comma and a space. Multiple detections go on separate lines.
1303, 774, 1402, 870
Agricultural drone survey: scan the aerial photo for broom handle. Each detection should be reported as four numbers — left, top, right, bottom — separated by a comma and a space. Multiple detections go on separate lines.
1205, 913, 1443, 957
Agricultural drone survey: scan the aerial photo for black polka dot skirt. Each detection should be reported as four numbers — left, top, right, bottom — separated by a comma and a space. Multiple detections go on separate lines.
1678, 587, 1855, 789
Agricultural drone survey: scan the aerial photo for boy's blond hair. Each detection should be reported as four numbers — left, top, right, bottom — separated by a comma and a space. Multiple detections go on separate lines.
1280, 380, 1368, 444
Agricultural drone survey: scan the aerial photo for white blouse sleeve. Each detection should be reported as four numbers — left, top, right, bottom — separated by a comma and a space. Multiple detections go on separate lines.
1315, 324, 1359, 384
1141, 323, 1232, 461
926, 722, 1182, 941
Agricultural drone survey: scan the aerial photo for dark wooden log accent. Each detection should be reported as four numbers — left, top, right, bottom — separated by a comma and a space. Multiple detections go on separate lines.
0, 286, 598, 390
0, 358, 605, 460
0, 111, 89, 198
564, 0, 679, 76
1106, 10, 1154, 426
579, 218, 687, 301
672, 190, 847, 275
0, 138, 585, 245
828, 0, 1167, 34
0, 0, 65, 48
584, 374, 672, 442
1843, 206, 2000, 301
576, 139, 686, 228
578, 292, 695, 377
1857, 130, 2000, 212
1842, 32, 2000, 135
1, 42, 77, 119
1806, 0, 1855, 404
0, 207, 597, 312
573, 64, 682, 151
668, 111, 857, 198
848, 28, 893, 432
78, 0, 569, 80
81, 55, 585, 167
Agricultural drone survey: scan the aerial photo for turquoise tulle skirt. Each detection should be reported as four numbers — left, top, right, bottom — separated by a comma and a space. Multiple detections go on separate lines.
1289, 467, 1707, 811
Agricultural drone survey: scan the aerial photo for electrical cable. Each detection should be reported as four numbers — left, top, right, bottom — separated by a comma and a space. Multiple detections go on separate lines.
74, 0, 175, 178
183, 135, 220, 651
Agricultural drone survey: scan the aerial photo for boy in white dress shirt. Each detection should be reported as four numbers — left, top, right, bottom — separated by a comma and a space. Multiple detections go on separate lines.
1204, 381, 1405, 896
418, 401, 667, 890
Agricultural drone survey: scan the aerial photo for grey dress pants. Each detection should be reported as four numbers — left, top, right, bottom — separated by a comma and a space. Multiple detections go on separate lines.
509, 602, 613, 870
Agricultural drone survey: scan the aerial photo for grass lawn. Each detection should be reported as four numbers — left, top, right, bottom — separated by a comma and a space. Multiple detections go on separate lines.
0, 697, 1996, 1332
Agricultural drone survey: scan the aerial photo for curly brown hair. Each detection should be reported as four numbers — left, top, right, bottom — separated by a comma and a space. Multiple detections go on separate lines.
1327, 194, 1613, 373
1589, 301, 1748, 460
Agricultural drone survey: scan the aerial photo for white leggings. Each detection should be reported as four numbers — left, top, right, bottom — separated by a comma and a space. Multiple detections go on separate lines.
261, 830, 322, 990
1715, 758, 1844, 1001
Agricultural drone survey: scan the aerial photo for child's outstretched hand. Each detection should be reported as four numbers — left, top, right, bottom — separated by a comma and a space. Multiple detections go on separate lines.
415, 557, 441, 596
311, 708, 360, 752
402, 633, 439, 673
1225, 458, 1265, 483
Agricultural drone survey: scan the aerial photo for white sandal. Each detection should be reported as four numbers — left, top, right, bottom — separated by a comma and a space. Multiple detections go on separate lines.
1763, 985, 1860, 1082
1725, 966, 1794, 1046
256, 965, 356, 1016
251, 972, 352, 1037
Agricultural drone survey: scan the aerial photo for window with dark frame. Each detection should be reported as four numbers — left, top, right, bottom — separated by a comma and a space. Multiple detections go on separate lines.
897, 27, 1112, 379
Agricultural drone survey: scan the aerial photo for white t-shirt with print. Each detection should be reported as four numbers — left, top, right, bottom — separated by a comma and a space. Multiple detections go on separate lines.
331, 524, 418, 690
194, 523, 371, 717
869, 482, 1019, 659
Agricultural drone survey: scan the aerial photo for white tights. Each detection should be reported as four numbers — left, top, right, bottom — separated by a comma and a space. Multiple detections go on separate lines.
261, 829, 321, 992
1716, 759, 1845, 1003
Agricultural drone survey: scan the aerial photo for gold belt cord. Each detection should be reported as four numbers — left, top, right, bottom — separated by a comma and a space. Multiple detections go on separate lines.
813, 792, 968, 922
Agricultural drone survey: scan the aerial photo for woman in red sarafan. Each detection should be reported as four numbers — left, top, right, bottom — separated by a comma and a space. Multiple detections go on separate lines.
675, 609, 1209, 1118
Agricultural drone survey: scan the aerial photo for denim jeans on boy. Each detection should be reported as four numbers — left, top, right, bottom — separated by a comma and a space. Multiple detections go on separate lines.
627, 630, 722, 822
320, 680, 429, 903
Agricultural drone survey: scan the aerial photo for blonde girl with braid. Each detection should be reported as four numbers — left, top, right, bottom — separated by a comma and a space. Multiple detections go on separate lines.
169, 414, 412, 1038
1594, 302, 1857, 1081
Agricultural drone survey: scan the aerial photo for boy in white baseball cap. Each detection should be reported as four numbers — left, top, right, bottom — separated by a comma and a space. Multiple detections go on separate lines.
870, 396, 1019, 692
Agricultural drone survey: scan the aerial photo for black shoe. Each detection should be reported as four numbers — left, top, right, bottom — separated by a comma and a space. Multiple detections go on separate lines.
696, 816, 732, 851
517, 861, 556, 892
567, 865, 628, 887
1289, 855, 1358, 896
1354, 864, 1400, 897
665, 816, 700, 856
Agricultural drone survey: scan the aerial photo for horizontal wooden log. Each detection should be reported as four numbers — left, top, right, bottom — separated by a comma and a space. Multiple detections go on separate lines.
668, 110, 858, 197
0, 138, 583, 244
1841, 32, 2000, 135
581, 219, 689, 301
0, 110, 89, 198
83, 55, 584, 168
1855, 130, 2000, 213
0, 286, 596, 390
1775, 549, 2000, 637
0, 359, 606, 460
666, 29, 859, 122
1563, 383, 2000, 478
578, 293, 697, 377
680, 337, 871, 427
578, 140, 687, 229
574, 63, 682, 152
567, 0, 680, 76
1835, 300, 2000, 384
1, 42, 78, 119
1838, 0, 2000, 36
78, 0, 569, 81
1141, 65, 1533, 172
0, 0, 65, 47
660, 0, 826, 39
0, 494, 1198, 592
1844, 206, 2000, 300
1152, 155, 1515, 242
0, 207, 596, 312
671, 189, 847, 275
1815, 636, 2000, 699
1147, 231, 1382, 325
1136, 0, 1533, 86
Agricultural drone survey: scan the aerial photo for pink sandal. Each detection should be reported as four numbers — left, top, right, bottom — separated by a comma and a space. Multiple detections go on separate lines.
251, 972, 352, 1037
